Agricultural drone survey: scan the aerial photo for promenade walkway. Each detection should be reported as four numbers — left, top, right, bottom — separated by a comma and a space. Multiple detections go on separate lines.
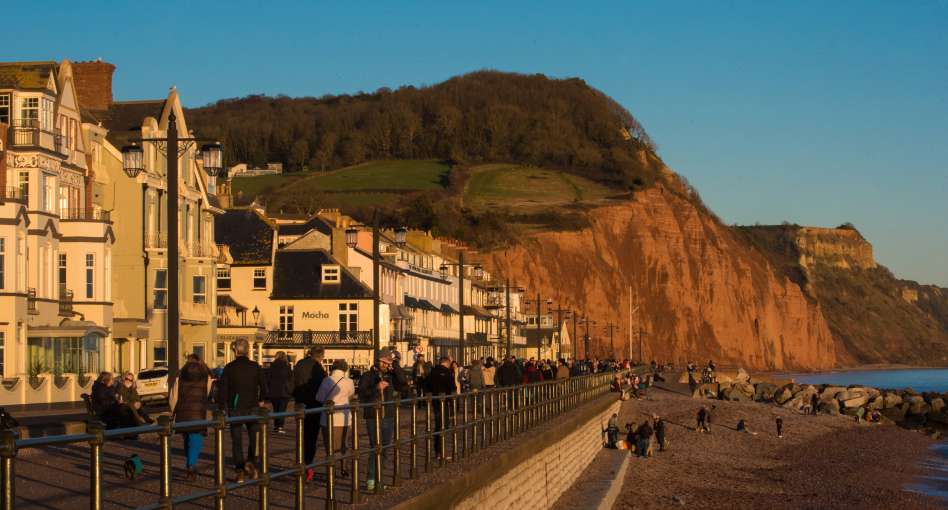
5, 371, 617, 509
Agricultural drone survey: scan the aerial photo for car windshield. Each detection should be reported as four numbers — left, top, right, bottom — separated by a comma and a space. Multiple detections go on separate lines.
138, 370, 168, 380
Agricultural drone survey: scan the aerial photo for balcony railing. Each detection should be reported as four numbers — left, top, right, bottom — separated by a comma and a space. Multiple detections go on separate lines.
189, 243, 216, 258
0, 187, 26, 204
145, 232, 168, 249
265, 330, 373, 348
8, 119, 65, 154
27, 288, 38, 315
59, 289, 74, 316
60, 208, 111, 222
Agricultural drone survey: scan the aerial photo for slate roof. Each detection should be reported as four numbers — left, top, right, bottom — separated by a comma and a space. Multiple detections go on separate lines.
0, 62, 56, 91
278, 215, 334, 237
94, 100, 166, 148
271, 250, 373, 300
215, 209, 274, 265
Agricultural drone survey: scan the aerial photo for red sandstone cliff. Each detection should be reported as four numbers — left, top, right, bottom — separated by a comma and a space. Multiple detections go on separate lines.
486, 184, 838, 371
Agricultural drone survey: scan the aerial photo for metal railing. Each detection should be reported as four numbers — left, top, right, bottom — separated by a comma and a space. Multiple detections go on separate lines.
0, 188, 26, 204
267, 330, 374, 348
145, 232, 168, 249
60, 208, 111, 222
0, 369, 620, 509
8, 120, 65, 154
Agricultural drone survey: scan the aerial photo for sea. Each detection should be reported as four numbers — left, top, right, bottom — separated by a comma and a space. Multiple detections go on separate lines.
786, 368, 948, 504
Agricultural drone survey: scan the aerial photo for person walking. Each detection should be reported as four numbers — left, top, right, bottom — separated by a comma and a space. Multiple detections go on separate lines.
293, 347, 327, 481
696, 406, 709, 433
426, 355, 457, 460
775, 416, 784, 438
497, 356, 521, 387
483, 358, 496, 388
606, 413, 619, 448
468, 359, 485, 391
637, 420, 654, 457
357, 350, 410, 492
266, 351, 293, 433
412, 354, 430, 399
556, 359, 570, 380
810, 392, 819, 416
653, 415, 666, 451
171, 354, 212, 480
315, 359, 355, 478
218, 338, 268, 483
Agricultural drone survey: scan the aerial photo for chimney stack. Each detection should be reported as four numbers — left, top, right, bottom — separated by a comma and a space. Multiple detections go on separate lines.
72, 59, 116, 112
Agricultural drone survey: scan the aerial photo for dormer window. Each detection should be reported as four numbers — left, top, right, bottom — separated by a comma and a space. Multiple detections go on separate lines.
322, 265, 340, 283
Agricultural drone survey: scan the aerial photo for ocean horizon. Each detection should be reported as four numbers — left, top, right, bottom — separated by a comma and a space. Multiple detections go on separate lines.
787, 368, 948, 394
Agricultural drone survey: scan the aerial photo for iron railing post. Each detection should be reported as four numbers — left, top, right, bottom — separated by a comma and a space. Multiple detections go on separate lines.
157, 415, 173, 508
257, 407, 270, 510
213, 410, 227, 510
87, 420, 104, 510
410, 395, 418, 479
425, 397, 433, 473
438, 397, 446, 466
295, 407, 306, 510
373, 401, 382, 494
326, 402, 335, 510
392, 395, 401, 487
451, 396, 459, 462
0, 427, 16, 510
471, 391, 479, 453
350, 401, 361, 505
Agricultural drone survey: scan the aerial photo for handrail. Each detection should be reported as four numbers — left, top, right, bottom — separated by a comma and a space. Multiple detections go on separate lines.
0, 367, 635, 509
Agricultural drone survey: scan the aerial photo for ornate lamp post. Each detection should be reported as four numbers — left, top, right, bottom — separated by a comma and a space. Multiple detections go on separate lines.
439, 254, 481, 366
120, 115, 223, 385
345, 225, 407, 357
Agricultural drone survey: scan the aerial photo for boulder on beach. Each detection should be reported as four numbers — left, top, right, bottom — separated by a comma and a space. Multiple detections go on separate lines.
881, 406, 907, 423
734, 368, 750, 383
754, 382, 778, 402
930, 398, 945, 414
818, 398, 840, 416
774, 386, 794, 405
883, 393, 903, 409
699, 383, 719, 398
927, 412, 948, 426
908, 399, 930, 416
841, 395, 868, 409
820, 386, 847, 400
866, 396, 884, 411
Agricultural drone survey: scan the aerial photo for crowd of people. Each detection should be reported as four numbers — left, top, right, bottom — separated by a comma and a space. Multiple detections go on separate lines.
89, 341, 634, 489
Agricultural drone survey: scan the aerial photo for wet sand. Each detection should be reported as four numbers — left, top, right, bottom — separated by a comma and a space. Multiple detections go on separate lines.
609, 379, 944, 509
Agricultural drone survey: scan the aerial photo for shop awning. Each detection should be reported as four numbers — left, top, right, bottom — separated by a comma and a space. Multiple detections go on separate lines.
218, 294, 248, 311
430, 338, 459, 347
418, 299, 440, 312
463, 305, 493, 319
440, 303, 458, 315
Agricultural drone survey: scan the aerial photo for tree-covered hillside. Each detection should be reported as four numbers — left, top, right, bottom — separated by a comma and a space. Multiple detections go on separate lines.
187, 71, 659, 189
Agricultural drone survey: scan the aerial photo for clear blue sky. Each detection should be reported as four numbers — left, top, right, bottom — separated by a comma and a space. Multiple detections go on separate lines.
6, 1, 947, 285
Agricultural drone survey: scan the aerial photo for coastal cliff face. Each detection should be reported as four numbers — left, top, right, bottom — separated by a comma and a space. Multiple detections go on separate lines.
485, 184, 838, 371
794, 227, 876, 270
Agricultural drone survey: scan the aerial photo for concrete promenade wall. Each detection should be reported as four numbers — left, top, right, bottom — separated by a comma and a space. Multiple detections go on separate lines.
394, 394, 620, 510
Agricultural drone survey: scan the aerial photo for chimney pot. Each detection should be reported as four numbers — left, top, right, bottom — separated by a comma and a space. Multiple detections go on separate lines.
72, 60, 116, 112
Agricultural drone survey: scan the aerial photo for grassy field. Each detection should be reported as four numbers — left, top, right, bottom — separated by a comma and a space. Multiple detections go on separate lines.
231, 159, 449, 202
463, 164, 614, 211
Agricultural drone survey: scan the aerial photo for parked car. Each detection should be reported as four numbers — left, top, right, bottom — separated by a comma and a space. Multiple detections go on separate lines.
137, 367, 169, 404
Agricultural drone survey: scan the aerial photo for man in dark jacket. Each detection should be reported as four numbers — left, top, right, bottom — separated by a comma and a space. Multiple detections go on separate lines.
357, 349, 410, 491
426, 356, 456, 457
292, 347, 326, 479
497, 356, 522, 387
266, 351, 293, 433
218, 338, 268, 483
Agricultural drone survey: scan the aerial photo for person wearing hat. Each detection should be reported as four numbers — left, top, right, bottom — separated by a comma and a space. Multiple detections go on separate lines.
315, 359, 356, 478
356, 349, 410, 491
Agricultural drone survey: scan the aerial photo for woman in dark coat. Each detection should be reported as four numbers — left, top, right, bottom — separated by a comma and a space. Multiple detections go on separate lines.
266, 351, 293, 433
172, 354, 211, 479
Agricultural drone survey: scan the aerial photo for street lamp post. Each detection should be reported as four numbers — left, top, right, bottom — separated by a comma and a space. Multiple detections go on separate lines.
346, 225, 407, 358
604, 322, 618, 360
523, 293, 545, 360
440, 253, 481, 366
491, 280, 523, 358
547, 301, 570, 360
121, 114, 223, 385
578, 315, 596, 360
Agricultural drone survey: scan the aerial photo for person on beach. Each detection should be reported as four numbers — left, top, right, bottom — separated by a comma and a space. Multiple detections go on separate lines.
737, 418, 758, 435
606, 413, 620, 448
654, 415, 667, 451
775, 416, 784, 438
626, 422, 637, 454
688, 370, 698, 396
810, 393, 819, 416
637, 420, 654, 457
696, 406, 711, 433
